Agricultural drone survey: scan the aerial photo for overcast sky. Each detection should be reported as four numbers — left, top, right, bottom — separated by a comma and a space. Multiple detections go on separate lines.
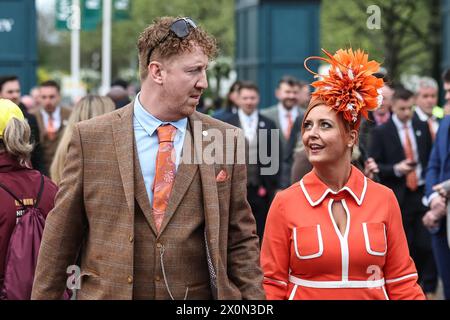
36, 0, 55, 13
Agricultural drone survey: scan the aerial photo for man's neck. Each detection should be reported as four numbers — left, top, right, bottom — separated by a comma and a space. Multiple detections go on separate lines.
241, 109, 256, 117
139, 89, 177, 122
44, 106, 57, 115
280, 102, 294, 112
417, 106, 432, 119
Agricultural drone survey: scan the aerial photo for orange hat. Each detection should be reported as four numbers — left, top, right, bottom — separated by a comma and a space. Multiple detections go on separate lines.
304, 48, 384, 128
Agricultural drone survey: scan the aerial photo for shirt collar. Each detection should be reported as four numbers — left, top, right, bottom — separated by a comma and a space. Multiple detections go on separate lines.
133, 93, 187, 137
392, 114, 412, 130
299, 165, 367, 207
415, 106, 433, 122
238, 108, 258, 121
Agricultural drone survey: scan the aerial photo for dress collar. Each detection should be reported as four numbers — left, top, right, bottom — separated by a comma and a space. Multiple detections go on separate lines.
299, 165, 367, 207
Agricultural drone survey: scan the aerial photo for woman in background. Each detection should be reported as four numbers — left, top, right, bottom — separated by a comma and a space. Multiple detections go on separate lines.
50, 95, 115, 184
0, 99, 58, 299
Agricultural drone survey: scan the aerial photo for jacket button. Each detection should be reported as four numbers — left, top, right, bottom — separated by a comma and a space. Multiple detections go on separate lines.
155, 276, 161, 281
129, 235, 134, 243
127, 276, 133, 284
156, 243, 162, 248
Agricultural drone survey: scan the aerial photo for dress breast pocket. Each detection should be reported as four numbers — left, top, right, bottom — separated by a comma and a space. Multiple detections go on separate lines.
362, 222, 387, 256
292, 225, 323, 260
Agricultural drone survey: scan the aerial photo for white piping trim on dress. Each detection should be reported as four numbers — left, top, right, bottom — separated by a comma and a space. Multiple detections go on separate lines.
264, 277, 288, 287
362, 223, 387, 256
300, 176, 367, 207
327, 199, 350, 281
289, 275, 385, 289
382, 285, 390, 300
340, 200, 351, 281
288, 285, 298, 300
293, 225, 324, 259
385, 273, 418, 284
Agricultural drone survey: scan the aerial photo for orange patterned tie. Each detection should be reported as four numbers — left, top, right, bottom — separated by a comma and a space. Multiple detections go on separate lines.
403, 124, 418, 191
152, 124, 177, 232
47, 114, 56, 141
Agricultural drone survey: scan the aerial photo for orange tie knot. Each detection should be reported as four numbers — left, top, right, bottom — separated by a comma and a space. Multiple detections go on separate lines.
157, 124, 177, 143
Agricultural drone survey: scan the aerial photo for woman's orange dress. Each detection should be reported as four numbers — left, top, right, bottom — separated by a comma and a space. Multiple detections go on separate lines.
261, 166, 425, 300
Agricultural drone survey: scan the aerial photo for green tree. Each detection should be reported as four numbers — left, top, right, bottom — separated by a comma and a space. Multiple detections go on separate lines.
321, 0, 442, 82
38, 0, 235, 90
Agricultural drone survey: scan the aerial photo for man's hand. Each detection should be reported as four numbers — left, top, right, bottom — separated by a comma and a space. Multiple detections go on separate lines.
429, 196, 447, 218
433, 180, 450, 198
422, 210, 441, 230
394, 160, 416, 176
364, 157, 379, 180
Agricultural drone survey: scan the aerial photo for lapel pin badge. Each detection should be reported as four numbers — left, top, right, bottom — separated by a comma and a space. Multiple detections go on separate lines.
416, 130, 421, 137
259, 121, 265, 128
202, 130, 208, 137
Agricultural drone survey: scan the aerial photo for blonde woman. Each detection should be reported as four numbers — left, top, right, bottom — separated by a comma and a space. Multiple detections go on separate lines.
0, 99, 58, 299
50, 95, 115, 184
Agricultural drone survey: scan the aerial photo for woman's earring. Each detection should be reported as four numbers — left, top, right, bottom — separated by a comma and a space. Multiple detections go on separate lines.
348, 144, 353, 148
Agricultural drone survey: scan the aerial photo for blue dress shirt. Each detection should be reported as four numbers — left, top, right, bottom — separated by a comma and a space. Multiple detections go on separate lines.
133, 93, 188, 206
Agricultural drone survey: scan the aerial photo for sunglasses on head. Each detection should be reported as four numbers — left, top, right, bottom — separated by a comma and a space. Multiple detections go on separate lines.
146, 17, 197, 66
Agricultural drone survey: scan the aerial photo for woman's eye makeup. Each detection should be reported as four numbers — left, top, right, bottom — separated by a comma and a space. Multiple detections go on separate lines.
321, 121, 332, 128
303, 120, 333, 129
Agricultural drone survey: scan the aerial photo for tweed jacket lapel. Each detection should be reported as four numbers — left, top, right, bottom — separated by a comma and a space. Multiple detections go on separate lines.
112, 104, 136, 221
159, 120, 199, 235
190, 112, 221, 296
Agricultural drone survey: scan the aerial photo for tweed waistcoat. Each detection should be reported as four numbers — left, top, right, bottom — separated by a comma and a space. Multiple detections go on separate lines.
132, 139, 211, 300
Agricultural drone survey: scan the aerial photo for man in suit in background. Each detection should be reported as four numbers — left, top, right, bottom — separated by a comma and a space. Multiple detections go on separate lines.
423, 69, 450, 300
369, 87, 436, 297
262, 76, 304, 189
32, 16, 264, 300
0, 75, 44, 173
33, 80, 71, 175
225, 81, 280, 241
413, 76, 441, 141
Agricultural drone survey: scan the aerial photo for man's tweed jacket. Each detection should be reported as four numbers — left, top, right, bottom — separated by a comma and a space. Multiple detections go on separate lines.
31, 103, 265, 300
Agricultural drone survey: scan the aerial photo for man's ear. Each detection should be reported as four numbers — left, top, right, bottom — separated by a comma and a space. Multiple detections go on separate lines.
148, 61, 164, 85
275, 88, 281, 101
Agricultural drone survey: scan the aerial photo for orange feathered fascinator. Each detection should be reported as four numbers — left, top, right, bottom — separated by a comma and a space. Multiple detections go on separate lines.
304, 48, 384, 128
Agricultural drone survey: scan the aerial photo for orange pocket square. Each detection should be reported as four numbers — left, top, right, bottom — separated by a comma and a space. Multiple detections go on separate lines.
216, 169, 229, 182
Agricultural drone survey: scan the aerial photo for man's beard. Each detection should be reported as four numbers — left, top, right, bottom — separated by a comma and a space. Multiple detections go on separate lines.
282, 99, 296, 109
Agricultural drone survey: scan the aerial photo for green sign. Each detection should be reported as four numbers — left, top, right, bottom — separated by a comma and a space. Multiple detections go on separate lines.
55, 0, 131, 31
82, 0, 102, 30
113, 0, 131, 21
55, 0, 73, 30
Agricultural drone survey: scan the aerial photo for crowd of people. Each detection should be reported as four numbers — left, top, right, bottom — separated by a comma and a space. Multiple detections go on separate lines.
0, 16, 450, 300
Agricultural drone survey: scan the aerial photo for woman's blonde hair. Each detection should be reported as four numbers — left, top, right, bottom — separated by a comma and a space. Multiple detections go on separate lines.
50, 95, 115, 184
0, 117, 33, 167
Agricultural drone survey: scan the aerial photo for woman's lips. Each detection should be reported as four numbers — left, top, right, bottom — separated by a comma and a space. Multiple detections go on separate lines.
309, 144, 324, 154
